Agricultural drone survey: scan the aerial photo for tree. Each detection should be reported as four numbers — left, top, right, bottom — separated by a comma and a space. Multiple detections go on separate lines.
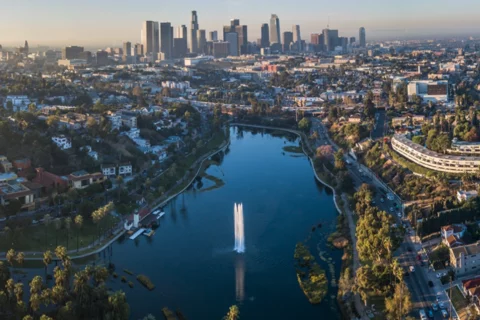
298, 117, 310, 132
6, 249, 16, 268
46, 115, 59, 128
334, 150, 346, 170
385, 282, 412, 320
316, 145, 333, 159
43, 250, 52, 281
15, 252, 25, 269
107, 291, 130, 320
223, 305, 240, 320
74, 215, 83, 252
411, 135, 424, 145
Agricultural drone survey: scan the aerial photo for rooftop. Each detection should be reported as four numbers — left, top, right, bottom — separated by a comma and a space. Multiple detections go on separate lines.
452, 241, 480, 259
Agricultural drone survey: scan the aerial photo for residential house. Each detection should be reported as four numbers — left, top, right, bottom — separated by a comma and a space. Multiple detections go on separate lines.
442, 224, 467, 240
0, 181, 35, 210
462, 278, 480, 311
151, 145, 168, 161
107, 114, 122, 131
120, 112, 137, 128
457, 190, 479, 203
12, 158, 31, 172
348, 114, 363, 124
3, 95, 33, 112
52, 135, 72, 150
68, 170, 105, 189
0, 156, 12, 172
450, 242, 480, 275
33, 168, 69, 192
118, 163, 132, 176
101, 165, 116, 177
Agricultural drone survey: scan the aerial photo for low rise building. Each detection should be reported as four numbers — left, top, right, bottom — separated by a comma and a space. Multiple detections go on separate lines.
448, 139, 480, 155
118, 163, 132, 176
457, 190, 479, 203
0, 172, 18, 183
0, 181, 35, 210
52, 135, 72, 150
451, 242, 480, 275
68, 170, 105, 189
0, 156, 12, 172
407, 80, 449, 103
101, 165, 116, 177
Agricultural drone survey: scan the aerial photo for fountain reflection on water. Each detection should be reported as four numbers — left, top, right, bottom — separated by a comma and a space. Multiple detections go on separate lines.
235, 255, 245, 302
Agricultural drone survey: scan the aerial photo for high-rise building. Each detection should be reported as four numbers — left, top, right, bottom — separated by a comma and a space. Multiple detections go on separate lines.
190, 11, 199, 53
225, 32, 238, 56
235, 25, 248, 55
141, 21, 159, 56
269, 14, 281, 46
96, 50, 109, 66
349, 37, 356, 45
123, 42, 132, 63
359, 27, 366, 47
213, 41, 230, 58
197, 29, 207, 54
323, 29, 339, 51
24, 41, 29, 55
283, 32, 293, 52
176, 25, 188, 40
261, 23, 270, 48
62, 46, 84, 59
160, 22, 173, 59
134, 43, 144, 57
340, 37, 348, 51
173, 38, 187, 58
292, 25, 301, 51
209, 31, 218, 41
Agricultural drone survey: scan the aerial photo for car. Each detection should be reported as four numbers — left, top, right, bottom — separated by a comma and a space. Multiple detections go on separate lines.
436, 273, 442, 278
432, 303, 438, 311
397, 212, 402, 218
441, 310, 448, 318
439, 301, 445, 309
427, 309, 434, 318
380, 198, 384, 203
371, 200, 376, 205
409, 266, 415, 272
419, 309, 427, 320
389, 207, 394, 212
428, 281, 434, 288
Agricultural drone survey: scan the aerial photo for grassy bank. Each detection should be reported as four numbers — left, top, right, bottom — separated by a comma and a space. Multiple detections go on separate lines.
294, 242, 328, 304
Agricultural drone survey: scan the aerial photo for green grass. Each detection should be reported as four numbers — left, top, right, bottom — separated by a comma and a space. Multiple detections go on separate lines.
447, 286, 468, 319
2, 215, 120, 253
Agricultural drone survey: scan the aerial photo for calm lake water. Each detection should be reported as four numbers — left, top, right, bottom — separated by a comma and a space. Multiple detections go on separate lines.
104, 127, 343, 320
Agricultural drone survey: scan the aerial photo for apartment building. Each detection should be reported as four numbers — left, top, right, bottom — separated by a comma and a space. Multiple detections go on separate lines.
52, 135, 72, 150
68, 170, 105, 189
391, 134, 480, 173
448, 139, 480, 155
0, 181, 35, 210
451, 242, 480, 276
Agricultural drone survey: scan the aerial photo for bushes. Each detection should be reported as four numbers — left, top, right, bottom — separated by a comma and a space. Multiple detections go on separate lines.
137, 274, 155, 290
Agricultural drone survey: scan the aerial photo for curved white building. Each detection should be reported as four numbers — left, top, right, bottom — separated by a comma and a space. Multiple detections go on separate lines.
391, 135, 480, 173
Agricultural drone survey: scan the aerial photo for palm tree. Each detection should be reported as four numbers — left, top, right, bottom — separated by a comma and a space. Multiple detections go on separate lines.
223, 305, 240, 320
6, 249, 15, 268
5, 279, 14, 302
43, 251, 52, 281
29, 275, 43, 313
15, 252, 24, 269
116, 175, 124, 199
43, 214, 52, 249
14, 282, 23, 302
64, 217, 72, 250
74, 215, 83, 252
107, 291, 130, 320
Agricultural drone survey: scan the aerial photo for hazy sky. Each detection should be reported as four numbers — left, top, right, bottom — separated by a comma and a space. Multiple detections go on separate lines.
2, 0, 480, 48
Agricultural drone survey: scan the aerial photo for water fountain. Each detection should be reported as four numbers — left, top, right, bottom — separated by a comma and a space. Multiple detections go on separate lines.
234, 203, 245, 253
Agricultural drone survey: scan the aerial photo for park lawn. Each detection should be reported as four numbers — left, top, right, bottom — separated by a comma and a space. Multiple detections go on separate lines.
282, 145, 303, 153
2, 215, 120, 253
447, 286, 468, 319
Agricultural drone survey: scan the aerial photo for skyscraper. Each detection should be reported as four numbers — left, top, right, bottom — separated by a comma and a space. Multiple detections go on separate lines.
134, 43, 144, 57
197, 29, 207, 54
292, 25, 301, 51
123, 41, 131, 62
160, 22, 173, 59
269, 14, 281, 46
176, 25, 187, 40
323, 29, 339, 51
349, 37, 356, 45
235, 25, 248, 55
359, 27, 366, 47
225, 32, 238, 57
283, 32, 293, 52
62, 46, 84, 59
261, 23, 270, 48
141, 21, 159, 56
231, 19, 240, 28
209, 31, 218, 41
190, 11, 199, 53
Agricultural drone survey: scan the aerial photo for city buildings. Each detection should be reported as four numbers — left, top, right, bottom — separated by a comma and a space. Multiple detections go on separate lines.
123, 41, 131, 63
160, 22, 173, 59
209, 31, 218, 41
197, 29, 207, 54
407, 80, 449, 103
269, 14, 281, 51
450, 242, 480, 275
292, 25, 301, 51
283, 32, 293, 52
62, 46, 84, 59
225, 32, 238, 56
235, 25, 248, 55
323, 29, 339, 52
261, 23, 270, 48
141, 21, 160, 57
359, 27, 366, 47
190, 11, 199, 53
391, 134, 480, 173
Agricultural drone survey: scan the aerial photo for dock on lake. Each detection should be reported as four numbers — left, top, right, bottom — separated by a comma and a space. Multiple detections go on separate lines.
129, 228, 146, 240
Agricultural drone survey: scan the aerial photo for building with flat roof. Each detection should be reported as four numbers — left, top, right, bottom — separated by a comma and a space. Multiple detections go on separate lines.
407, 80, 449, 103
451, 242, 480, 275
392, 134, 480, 173
0, 181, 34, 210
69, 170, 105, 189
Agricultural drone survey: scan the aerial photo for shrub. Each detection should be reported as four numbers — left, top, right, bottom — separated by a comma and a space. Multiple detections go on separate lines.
137, 274, 155, 290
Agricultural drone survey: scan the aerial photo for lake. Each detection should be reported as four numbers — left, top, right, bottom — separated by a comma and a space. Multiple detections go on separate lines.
104, 127, 343, 320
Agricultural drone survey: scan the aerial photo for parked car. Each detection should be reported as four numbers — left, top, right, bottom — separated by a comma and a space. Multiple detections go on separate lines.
441, 310, 448, 318
409, 266, 415, 272
397, 212, 402, 218
432, 303, 438, 311
419, 309, 427, 320
380, 198, 384, 203
428, 309, 434, 318
439, 301, 445, 309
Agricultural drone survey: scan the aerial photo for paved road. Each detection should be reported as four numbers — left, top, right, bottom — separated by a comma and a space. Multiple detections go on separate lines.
371, 110, 387, 140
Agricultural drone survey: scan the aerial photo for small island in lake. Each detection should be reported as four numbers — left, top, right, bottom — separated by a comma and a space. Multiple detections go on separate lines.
294, 242, 328, 304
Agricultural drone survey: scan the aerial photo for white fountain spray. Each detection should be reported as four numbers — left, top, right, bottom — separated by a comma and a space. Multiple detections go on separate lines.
234, 203, 245, 253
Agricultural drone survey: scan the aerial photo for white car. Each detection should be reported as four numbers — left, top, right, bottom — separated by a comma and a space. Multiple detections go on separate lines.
441, 309, 448, 318
439, 301, 445, 309
380, 198, 384, 203
436, 273, 442, 278
397, 212, 402, 218
409, 266, 415, 272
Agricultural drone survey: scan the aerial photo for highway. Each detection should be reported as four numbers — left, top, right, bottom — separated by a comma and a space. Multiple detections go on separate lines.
311, 117, 450, 320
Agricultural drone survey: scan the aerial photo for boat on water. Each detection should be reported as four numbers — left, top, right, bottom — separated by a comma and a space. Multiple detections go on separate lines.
143, 228, 155, 237
152, 210, 160, 215
156, 211, 166, 219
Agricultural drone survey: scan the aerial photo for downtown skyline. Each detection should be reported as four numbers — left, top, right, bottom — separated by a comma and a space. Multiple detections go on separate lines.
2, 0, 480, 47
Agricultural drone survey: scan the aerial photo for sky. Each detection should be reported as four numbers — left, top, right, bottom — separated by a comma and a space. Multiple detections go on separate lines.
2, 0, 480, 48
